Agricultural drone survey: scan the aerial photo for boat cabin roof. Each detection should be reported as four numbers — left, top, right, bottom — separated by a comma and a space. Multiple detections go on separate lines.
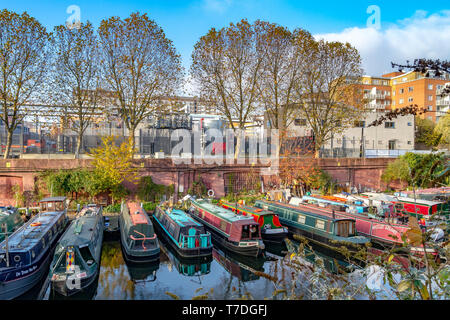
163, 208, 203, 228
222, 201, 276, 216
0, 212, 64, 253
127, 202, 150, 225
58, 207, 101, 248
193, 200, 257, 224
396, 196, 442, 206
256, 200, 356, 223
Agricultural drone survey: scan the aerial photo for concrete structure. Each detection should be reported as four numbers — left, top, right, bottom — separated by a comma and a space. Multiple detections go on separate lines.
288, 111, 415, 155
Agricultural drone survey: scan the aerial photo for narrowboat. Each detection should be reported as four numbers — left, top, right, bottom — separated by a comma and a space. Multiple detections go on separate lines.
361, 192, 449, 220
153, 206, 212, 258
0, 197, 68, 300
119, 202, 160, 263
0, 206, 24, 242
287, 196, 443, 258
289, 196, 410, 246
49, 204, 104, 296
220, 201, 288, 243
188, 198, 265, 257
254, 200, 370, 253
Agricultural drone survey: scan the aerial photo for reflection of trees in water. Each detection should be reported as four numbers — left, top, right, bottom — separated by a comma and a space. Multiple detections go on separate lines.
97, 242, 136, 299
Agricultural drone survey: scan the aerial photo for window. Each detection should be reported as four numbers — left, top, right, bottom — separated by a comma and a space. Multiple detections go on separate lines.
408, 97, 413, 102
388, 140, 396, 150
378, 140, 383, 145
393, 91, 396, 96
294, 119, 307, 126
428, 106, 433, 111
354, 121, 365, 128
399, 98, 404, 104
399, 89, 404, 94
428, 95, 433, 101
428, 84, 433, 90
407, 141, 412, 145
408, 87, 414, 92
315, 220, 325, 230
297, 215, 306, 224
403, 77, 407, 82
407, 122, 412, 126
385, 122, 395, 129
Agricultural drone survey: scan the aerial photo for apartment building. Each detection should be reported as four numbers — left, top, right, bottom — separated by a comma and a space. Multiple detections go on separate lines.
436, 83, 450, 123
358, 70, 450, 123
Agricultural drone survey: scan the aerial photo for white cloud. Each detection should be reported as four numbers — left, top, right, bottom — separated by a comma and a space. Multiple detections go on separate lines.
314, 10, 450, 76
202, 0, 233, 14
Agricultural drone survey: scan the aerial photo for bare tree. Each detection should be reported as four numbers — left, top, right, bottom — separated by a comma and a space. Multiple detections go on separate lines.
294, 40, 365, 158
51, 22, 103, 158
0, 10, 51, 158
190, 19, 265, 158
98, 12, 184, 152
256, 22, 314, 156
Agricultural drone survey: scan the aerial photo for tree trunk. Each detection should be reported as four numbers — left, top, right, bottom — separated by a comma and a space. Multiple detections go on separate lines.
3, 129, 13, 159
234, 129, 242, 160
74, 132, 83, 159
129, 126, 136, 155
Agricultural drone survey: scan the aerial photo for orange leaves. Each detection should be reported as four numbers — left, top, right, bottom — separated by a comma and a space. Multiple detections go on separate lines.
405, 216, 424, 247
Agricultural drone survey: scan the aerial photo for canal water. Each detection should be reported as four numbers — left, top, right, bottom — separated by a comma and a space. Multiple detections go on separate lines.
15, 231, 364, 300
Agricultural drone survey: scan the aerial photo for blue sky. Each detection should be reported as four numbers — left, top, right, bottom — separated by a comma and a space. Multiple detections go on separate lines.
2, 0, 450, 88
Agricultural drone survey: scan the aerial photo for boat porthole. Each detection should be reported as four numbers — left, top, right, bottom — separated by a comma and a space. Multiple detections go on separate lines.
14, 255, 20, 263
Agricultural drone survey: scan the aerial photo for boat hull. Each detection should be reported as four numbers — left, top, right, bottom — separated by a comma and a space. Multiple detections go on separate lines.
261, 229, 289, 243
283, 222, 366, 254
152, 216, 212, 259
189, 214, 263, 257
51, 270, 98, 297
0, 241, 55, 300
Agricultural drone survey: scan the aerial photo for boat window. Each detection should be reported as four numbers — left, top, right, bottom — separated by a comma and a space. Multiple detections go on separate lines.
40, 203, 47, 211
168, 223, 175, 235
55, 202, 64, 211
241, 225, 250, 239
297, 215, 306, 224
79, 246, 94, 266
315, 220, 325, 230
220, 220, 228, 232
250, 225, 259, 239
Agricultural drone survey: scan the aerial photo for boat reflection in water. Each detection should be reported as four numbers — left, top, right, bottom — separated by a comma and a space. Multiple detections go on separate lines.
212, 247, 266, 282
125, 260, 159, 283
159, 236, 212, 277
283, 239, 359, 274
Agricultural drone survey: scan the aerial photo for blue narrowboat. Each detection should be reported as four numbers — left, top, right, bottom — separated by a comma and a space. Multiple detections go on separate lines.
0, 197, 68, 300
153, 205, 213, 258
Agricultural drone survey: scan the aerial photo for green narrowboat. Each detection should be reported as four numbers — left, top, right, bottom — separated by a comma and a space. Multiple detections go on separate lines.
220, 201, 288, 243
254, 200, 370, 253
0, 206, 24, 242
153, 206, 212, 258
49, 204, 104, 296
188, 198, 265, 257
119, 202, 160, 263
